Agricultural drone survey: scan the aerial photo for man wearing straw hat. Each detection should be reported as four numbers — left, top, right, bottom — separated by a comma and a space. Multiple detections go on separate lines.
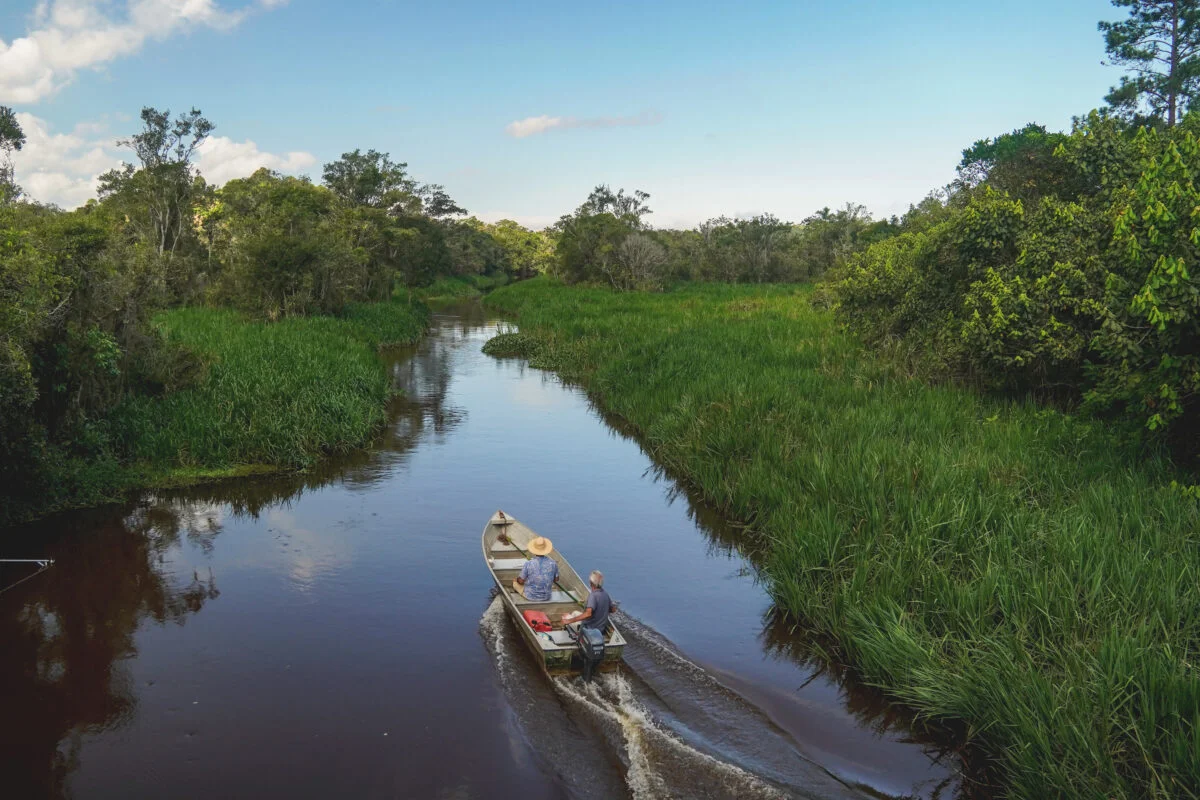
513, 536, 558, 601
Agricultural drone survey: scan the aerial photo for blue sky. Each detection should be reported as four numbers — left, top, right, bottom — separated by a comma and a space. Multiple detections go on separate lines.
3, 0, 1117, 227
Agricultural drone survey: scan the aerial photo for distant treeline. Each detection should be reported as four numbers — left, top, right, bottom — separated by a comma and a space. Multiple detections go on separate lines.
542, 185, 915, 290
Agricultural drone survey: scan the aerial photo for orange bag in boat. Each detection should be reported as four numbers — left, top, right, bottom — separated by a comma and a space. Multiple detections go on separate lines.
522, 610, 553, 632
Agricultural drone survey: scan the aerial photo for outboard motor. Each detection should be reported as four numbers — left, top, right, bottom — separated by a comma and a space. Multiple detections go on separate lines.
574, 626, 606, 681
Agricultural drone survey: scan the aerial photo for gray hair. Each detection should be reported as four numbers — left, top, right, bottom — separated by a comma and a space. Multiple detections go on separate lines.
589, 570, 604, 588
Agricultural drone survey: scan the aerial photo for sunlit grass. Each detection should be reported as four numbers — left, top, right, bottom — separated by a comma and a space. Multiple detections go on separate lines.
485, 277, 1200, 799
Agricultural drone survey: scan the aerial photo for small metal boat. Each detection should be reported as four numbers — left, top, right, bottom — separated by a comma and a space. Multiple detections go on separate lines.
482, 510, 625, 675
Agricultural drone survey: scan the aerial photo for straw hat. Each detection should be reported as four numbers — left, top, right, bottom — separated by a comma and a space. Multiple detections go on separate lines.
528, 536, 553, 556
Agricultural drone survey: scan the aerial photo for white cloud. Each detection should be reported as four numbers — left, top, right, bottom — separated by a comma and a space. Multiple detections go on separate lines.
11, 111, 121, 208
11, 112, 314, 208
0, 0, 287, 103
195, 135, 316, 186
505, 112, 662, 139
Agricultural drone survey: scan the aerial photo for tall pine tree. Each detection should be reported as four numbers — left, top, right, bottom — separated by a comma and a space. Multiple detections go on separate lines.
1100, 0, 1200, 125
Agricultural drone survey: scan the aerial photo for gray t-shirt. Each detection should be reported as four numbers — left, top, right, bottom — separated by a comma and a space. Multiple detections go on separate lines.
583, 587, 611, 631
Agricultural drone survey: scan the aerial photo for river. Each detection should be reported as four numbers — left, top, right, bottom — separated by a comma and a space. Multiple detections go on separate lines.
0, 302, 965, 799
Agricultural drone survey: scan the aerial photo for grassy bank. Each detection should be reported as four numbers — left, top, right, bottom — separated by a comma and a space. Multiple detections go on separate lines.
485, 278, 1200, 799
115, 300, 428, 468
7, 300, 429, 524
406, 274, 510, 303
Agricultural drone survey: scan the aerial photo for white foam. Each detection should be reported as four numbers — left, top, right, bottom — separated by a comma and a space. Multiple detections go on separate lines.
480, 597, 806, 800
552, 672, 785, 799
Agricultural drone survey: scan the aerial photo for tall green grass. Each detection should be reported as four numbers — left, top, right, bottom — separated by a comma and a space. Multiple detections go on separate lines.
485, 277, 1200, 799
403, 274, 512, 303
112, 301, 428, 470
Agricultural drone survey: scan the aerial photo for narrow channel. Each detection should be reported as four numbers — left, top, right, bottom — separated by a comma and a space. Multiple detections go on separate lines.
0, 303, 962, 799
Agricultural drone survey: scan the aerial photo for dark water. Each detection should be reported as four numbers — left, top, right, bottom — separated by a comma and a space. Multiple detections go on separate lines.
1, 303, 965, 799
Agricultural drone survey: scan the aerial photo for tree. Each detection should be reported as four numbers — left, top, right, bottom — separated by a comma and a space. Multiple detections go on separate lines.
487, 219, 555, 277
577, 184, 653, 227
443, 218, 507, 275
956, 123, 1075, 201
0, 106, 24, 202
418, 184, 467, 219
603, 232, 668, 290
1100, 0, 1200, 126
551, 185, 654, 283
202, 168, 396, 316
322, 149, 416, 209
554, 211, 630, 284
99, 107, 213, 256
792, 204, 874, 278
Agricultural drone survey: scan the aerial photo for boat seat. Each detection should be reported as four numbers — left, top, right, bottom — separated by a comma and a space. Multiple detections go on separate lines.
514, 590, 579, 605
490, 558, 526, 571
491, 541, 520, 553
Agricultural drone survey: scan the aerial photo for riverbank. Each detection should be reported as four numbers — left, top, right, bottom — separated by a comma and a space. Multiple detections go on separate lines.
484, 278, 1200, 799
4, 299, 429, 525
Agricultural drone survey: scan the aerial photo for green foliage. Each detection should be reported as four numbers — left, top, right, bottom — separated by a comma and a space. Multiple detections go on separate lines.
0, 105, 23, 154
111, 302, 428, 469
442, 217, 509, 277
791, 204, 888, 278
99, 107, 213, 261
0, 105, 24, 202
1100, 0, 1200, 125
659, 203, 904, 284
203, 168, 387, 316
485, 219, 556, 277
550, 185, 668, 289
486, 277, 1200, 799
321, 148, 417, 209
481, 331, 542, 358
694, 214, 797, 282
833, 114, 1200, 454
1086, 127, 1200, 449
554, 209, 635, 284
0, 105, 525, 520
412, 275, 483, 300
957, 123, 1075, 201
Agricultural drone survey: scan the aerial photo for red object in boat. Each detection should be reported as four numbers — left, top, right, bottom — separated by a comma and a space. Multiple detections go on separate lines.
522, 610, 552, 632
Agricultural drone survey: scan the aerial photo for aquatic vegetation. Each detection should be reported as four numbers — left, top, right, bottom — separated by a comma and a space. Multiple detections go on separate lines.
485, 277, 1200, 799
480, 332, 540, 358
112, 301, 429, 470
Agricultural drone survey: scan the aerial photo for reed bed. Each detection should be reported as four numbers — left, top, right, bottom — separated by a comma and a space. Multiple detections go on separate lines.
113, 301, 428, 470
485, 277, 1200, 799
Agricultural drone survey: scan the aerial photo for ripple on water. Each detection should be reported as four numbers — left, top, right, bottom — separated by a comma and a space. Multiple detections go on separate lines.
479, 597, 870, 800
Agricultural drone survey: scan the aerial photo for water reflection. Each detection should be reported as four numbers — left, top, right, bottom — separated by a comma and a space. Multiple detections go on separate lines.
0, 308, 474, 799
0, 505, 220, 798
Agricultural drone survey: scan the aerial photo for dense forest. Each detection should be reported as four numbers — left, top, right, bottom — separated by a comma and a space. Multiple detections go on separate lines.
0, 106, 556, 523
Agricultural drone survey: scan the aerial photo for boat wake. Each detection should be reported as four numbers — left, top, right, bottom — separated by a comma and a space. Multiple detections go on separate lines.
479, 597, 867, 800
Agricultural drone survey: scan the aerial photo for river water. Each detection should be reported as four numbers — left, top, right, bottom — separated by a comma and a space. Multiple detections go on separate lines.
1, 303, 965, 799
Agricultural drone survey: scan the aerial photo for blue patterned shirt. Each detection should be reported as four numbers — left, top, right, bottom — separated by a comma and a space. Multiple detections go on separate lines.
519, 555, 558, 601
